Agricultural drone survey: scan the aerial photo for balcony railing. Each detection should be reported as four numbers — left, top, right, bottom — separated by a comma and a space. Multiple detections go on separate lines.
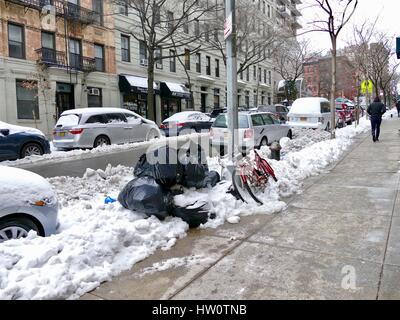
5, 0, 102, 26
36, 48, 96, 73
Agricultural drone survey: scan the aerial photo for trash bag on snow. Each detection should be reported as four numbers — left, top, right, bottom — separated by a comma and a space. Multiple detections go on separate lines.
171, 201, 211, 228
134, 146, 184, 188
202, 171, 220, 188
118, 176, 173, 220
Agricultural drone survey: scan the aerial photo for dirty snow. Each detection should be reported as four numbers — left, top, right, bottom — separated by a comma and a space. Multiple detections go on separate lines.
0, 117, 371, 300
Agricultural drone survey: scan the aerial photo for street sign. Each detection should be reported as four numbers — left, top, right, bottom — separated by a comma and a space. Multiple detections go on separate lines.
361, 80, 373, 94
224, 13, 232, 40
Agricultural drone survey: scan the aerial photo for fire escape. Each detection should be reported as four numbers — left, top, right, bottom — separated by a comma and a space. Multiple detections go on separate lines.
5, 0, 99, 73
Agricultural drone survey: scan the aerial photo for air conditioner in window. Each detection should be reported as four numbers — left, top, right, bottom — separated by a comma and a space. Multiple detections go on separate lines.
140, 58, 148, 66
88, 88, 100, 96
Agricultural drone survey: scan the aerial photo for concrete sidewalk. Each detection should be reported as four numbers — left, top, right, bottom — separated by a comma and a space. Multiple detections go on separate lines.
82, 118, 400, 300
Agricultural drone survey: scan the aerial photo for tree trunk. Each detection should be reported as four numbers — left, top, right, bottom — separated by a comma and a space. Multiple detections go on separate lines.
330, 39, 337, 139
147, 48, 156, 122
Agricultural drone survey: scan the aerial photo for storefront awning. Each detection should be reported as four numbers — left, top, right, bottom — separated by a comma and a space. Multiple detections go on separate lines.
160, 81, 191, 99
119, 74, 158, 94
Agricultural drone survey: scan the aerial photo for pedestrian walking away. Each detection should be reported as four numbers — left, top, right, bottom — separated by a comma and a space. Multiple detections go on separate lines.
396, 100, 400, 118
367, 97, 386, 142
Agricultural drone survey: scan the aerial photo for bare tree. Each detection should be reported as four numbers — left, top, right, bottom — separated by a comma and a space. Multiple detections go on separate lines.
274, 39, 316, 101
205, 0, 283, 76
113, 0, 221, 121
303, 0, 358, 138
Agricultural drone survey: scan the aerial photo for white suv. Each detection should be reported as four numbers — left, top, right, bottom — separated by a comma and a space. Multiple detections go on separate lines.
53, 108, 161, 149
210, 111, 292, 153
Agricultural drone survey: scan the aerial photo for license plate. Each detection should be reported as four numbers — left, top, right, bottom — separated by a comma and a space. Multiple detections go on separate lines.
300, 117, 307, 122
58, 132, 65, 137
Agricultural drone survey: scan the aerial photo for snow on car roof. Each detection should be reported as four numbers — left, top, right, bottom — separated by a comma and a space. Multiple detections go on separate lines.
163, 111, 204, 122
0, 166, 56, 207
61, 108, 132, 115
0, 121, 45, 137
289, 97, 329, 114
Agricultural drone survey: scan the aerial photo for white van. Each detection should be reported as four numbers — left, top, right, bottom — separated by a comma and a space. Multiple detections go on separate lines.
287, 97, 331, 130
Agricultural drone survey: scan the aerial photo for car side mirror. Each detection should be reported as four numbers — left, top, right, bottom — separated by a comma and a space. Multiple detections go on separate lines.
0, 129, 10, 136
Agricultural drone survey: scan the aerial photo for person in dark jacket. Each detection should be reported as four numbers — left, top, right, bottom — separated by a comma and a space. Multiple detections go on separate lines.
396, 100, 400, 118
367, 97, 386, 142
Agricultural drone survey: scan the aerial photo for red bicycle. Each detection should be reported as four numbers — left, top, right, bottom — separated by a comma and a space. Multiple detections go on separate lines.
231, 150, 278, 205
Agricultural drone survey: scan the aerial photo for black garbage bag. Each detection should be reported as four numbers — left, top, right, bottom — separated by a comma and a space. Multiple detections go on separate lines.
202, 171, 220, 188
171, 201, 210, 228
118, 177, 173, 220
134, 146, 184, 188
182, 162, 208, 188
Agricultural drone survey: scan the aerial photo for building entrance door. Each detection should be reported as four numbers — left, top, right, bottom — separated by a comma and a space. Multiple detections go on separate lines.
56, 83, 75, 120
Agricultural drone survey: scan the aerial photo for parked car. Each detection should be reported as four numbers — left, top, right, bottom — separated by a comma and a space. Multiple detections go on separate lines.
210, 111, 292, 153
209, 108, 227, 119
160, 111, 214, 136
335, 99, 354, 127
287, 97, 331, 130
256, 104, 290, 122
53, 108, 161, 149
0, 121, 50, 161
0, 166, 59, 243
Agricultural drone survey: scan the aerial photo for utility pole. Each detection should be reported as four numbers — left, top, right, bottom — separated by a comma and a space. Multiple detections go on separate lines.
225, 0, 238, 163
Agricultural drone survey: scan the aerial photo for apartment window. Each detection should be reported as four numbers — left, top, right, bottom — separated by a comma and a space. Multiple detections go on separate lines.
183, 16, 189, 34
167, 11, 174, 32
154, 5, 160, 24
246, 67, 249, 81
253, 66, 256, 80
213, 88, 220, 107
206, 56, 211, 75
139, 40, 147, 65
87, 87, 102, 108
41, 31, 55, 63
263, 1, 266, 14
8, 23, 25, 59
94, 44, 105, 72
264, 69, 267, 83
268, 70, 272, 85
267, 93, 271, 105
121, 35, 130, 62
214, 30, 219, 41
169, 49, 176, 72
184, 49, 190, 70
239, 64, 243, 80
194, 19, 200, 36
215, 59, 220, 77
120, 0, 128, 16
254, 92, 258, 106
69, 38, 82, 69
196, 53, 201, 73
257, 0, 260, 10
245, 91, 250, 107
204, 24, 210, 42
92, 0, 104, 25
16, 79, 39, 120
155, 46, 162, 69
268, 5, 271, 18
258, 67, 261, 82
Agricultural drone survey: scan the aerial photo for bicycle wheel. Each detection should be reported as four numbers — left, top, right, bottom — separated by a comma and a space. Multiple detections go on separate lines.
231, 168, 263, 205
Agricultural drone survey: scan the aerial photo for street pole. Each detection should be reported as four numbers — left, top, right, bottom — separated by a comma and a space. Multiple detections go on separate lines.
225, 0, 238, 163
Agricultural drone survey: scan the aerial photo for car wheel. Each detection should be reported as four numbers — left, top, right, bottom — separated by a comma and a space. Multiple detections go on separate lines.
146, 129, 159, 141
20, 142, 44, 159
0, 217, 40, 243
93, 135, 110, 148
346, 120, 352, 125
259, 137, 268, 149
287, 130, 293, 139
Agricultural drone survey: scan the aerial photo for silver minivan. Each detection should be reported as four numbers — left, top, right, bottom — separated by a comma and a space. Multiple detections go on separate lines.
210, 111, 292, 152
53, 108, 161, 149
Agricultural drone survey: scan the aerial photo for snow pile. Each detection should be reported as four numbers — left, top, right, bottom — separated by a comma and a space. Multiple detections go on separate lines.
0, 165, 188, 300
0, 166, 56, 207
280, 128, 331, 154
383, 107, 398, 120
0, 117, 371, 300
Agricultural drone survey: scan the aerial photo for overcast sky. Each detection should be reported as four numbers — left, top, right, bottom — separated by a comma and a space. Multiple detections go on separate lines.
297, 0, 399, 53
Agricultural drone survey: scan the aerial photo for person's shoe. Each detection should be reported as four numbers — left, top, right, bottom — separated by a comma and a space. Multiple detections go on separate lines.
372, 136, 376, 142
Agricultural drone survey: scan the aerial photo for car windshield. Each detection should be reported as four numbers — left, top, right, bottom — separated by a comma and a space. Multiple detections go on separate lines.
56, 114, 81, 127
212, 114, 249, 128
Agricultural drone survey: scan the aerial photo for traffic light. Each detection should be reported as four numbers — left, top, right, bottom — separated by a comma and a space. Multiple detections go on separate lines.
396, 37, 400, 59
